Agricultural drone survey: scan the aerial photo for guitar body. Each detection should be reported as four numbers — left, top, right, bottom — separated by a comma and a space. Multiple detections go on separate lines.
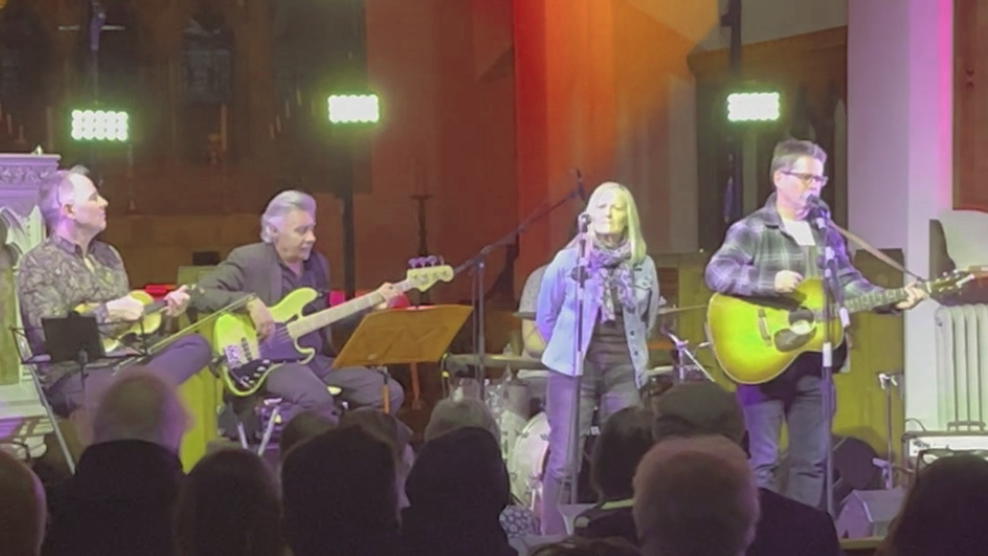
706, 278, 848, 385
77, 290, 164, 353
214, 288, 319, 397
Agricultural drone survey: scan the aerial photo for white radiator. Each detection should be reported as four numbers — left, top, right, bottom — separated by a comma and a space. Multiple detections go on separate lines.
934, 305, 988, 429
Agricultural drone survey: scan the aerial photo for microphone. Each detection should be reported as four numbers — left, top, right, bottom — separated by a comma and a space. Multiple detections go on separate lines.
577, 212, 592, 232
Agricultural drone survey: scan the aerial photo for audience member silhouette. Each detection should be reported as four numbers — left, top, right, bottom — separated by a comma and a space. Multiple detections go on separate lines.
281, 425, 400, 556
174, 448, 285, 556
0, 449, 47, 556
42, 367, 189, 556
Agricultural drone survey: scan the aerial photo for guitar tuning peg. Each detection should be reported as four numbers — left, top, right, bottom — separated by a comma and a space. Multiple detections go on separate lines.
408, 257, 420, 268
427, 255, 437, 266
439, 256, 445, 265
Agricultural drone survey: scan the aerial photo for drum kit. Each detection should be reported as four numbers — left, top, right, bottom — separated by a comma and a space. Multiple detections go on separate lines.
439, 303, 714, 511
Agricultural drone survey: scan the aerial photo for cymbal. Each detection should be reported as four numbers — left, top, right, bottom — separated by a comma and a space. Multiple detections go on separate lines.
513, 304, 705, 321
443, 353, 547, 370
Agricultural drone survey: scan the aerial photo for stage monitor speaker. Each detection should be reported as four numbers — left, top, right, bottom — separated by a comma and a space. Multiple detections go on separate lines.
835, 487, 906, 540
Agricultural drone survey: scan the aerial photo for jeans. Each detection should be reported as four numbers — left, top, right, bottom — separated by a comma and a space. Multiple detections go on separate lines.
262, 353, 404, 425
541, 362, 640, 535
736, 363, 836, 509
47, 335, 214, 417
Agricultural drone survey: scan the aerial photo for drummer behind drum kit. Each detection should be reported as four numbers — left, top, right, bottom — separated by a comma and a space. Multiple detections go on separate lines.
440, 304, 712, 512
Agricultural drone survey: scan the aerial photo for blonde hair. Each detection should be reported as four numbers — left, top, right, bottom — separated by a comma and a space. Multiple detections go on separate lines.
576, 182, 648, 265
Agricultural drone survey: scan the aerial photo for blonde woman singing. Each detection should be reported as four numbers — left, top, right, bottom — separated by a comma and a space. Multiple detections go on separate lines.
535, 182, 661, 534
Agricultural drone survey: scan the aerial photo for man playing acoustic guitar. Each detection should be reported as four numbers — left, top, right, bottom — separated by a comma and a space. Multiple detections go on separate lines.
18, 166, 213, 419
704, 139, 926, 509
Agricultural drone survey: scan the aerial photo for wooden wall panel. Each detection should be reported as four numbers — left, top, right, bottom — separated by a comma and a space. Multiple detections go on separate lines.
954, 0, 988, 210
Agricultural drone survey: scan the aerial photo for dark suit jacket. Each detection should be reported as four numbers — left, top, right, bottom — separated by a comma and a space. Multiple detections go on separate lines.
747, 488, 841, 556
191, 242, 337, 349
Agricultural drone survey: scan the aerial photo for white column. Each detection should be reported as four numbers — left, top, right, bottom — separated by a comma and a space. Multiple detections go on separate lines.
847, 0, 954, 429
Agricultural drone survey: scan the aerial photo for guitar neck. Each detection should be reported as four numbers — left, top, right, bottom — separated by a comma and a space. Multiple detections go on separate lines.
844, 282, 928, 314
286, 279, 414, 339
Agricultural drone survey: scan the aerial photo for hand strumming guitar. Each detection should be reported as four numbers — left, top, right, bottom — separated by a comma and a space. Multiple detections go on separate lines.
247, 298, 275, 341
774, 271, 803, 294
105, 295, 144, 322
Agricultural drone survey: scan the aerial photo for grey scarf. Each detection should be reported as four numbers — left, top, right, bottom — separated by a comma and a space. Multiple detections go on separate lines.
586, 238, 635, 322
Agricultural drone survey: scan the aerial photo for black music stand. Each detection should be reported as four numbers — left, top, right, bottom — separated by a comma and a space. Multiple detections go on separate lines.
42, 314, 106, 390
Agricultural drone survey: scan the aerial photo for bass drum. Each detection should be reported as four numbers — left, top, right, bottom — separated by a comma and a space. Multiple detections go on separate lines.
506, 412, 598, 513
507, 412, 549, 511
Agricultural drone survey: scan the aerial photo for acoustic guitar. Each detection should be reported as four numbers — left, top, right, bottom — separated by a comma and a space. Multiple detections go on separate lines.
74, 284, 199, 353
213, 261, 455, 397
705, 271, 973, 385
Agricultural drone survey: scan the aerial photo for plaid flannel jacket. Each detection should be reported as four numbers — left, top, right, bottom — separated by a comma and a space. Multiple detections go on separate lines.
704, 194, 881, 300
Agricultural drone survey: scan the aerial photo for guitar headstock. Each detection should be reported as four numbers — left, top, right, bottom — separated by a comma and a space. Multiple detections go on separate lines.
406, 256, 455, 291
928, 270, 976, 296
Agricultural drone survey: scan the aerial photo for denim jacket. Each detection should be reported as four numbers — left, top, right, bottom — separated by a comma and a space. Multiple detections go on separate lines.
535, 247, 661, 386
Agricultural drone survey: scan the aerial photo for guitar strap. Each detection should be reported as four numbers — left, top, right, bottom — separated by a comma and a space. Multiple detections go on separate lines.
829, 222, 926, 281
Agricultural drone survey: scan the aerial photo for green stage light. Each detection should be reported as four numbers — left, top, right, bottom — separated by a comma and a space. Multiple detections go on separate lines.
328, 94, 380, 124
726, 92, 781, 123
70, 109, 129, 141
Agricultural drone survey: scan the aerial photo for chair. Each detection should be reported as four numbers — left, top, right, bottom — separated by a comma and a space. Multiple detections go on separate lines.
229, 385, 347, 456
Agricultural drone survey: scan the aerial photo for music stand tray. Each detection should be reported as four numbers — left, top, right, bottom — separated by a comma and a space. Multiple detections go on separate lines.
41, 315, 106, 365
333, 305, 473, 369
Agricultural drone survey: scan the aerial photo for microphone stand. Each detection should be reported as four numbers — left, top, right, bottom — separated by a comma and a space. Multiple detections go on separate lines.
809, 202, 849, 518
454, 182, 584, 398
568, 215, 591, 505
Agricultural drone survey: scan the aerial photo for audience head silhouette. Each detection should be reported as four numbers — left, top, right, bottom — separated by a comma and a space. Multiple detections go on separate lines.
530, 536, 641, 556
278, 410, 335, 462
0, 450, 46, 556
424, 397, 500, 441
651, 382, 745, 444
882, 454, 988, 556
634, 435, 759, 556
281, 425, 399, 556
174, 449, 284, 556
91, 367, 189, 452
590, 405, 655, 501
402, 426, 515, 556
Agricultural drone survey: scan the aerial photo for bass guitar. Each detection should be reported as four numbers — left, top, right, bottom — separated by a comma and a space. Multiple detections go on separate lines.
705, 271, 973, 385
214, 261, 455, 396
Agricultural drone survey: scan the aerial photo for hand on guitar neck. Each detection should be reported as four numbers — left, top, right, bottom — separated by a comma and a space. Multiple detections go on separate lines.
773, 271, 927, 310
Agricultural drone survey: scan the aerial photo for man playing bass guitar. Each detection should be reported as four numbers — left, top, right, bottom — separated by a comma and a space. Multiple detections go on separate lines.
704, 139, 926, 509
192, 190, 404, 425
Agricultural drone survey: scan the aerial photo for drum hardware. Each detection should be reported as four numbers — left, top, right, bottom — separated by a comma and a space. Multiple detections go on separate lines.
660, 326, 715, 383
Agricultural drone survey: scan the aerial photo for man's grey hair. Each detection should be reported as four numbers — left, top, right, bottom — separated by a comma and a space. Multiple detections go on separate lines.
91, 367, 188, 452
424, 397, 500, 442
769, 138, 827, 179
39, 165, 91, 227
260, 190, 316, 243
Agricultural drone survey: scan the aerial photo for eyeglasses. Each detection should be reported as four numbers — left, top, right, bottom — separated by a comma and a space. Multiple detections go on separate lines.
783, 171, 829, 186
